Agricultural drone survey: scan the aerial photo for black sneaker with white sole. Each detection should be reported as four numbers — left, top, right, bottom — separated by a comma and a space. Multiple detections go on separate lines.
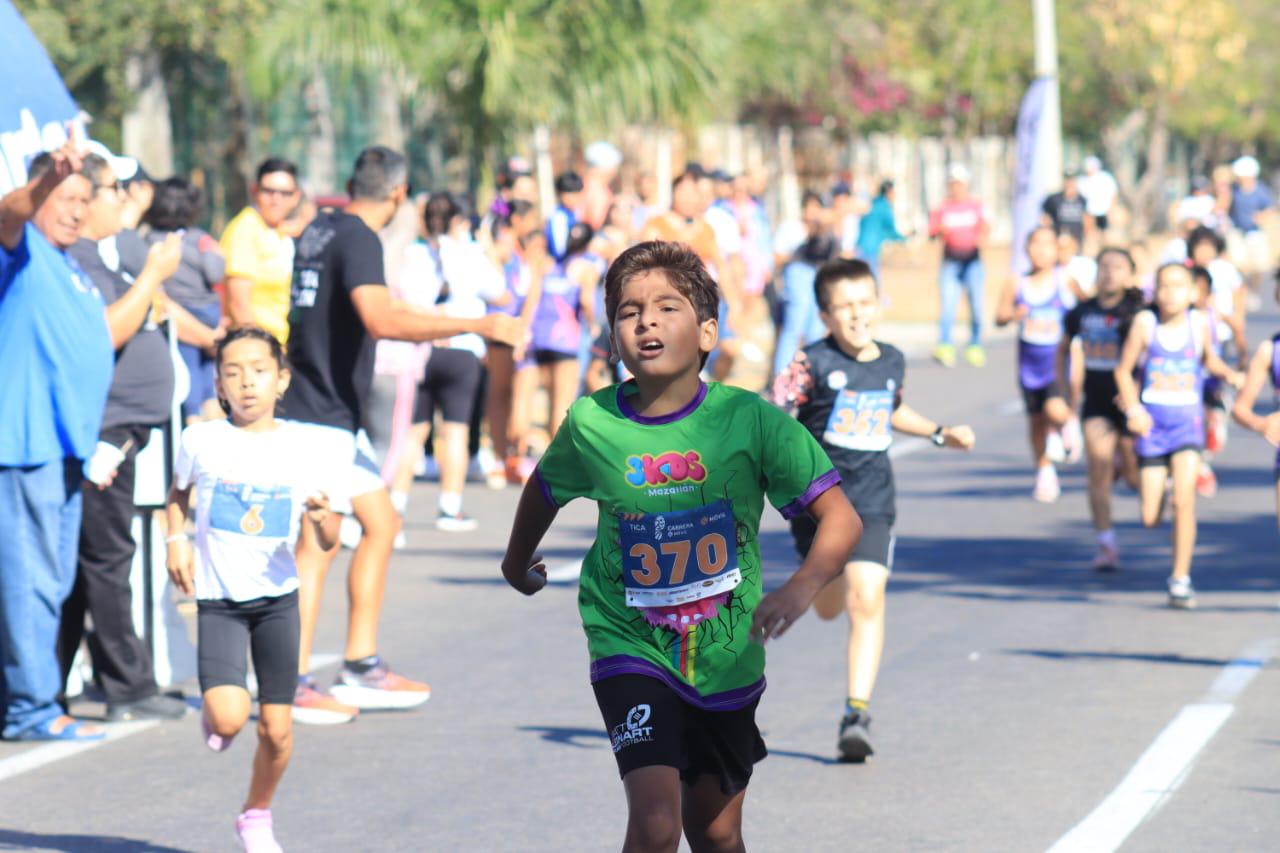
106, 693, 188, 722
837, 709, 874, 762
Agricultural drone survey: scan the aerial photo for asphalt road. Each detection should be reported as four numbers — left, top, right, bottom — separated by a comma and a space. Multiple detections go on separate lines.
2, 310, 1278, 853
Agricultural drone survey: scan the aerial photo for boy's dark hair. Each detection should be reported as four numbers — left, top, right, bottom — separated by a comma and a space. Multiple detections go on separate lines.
814, 257, 877, 311
424, 191, 460, 237
143, 177, 203, 231
26, 152, 55, 184
256, 157, 299, 184
350, 146, 408, 202
1096, 246, 1136, 272
878, 179, 894, 196
1189, 264, 1212, 287
504, 198, 536, 225
605, 241, 720, 367
554, 171, 583, 195
1187, 224, 1225, 256
564, 221, 594, 258
802, 190, 825, 208
215, 327, 286, 415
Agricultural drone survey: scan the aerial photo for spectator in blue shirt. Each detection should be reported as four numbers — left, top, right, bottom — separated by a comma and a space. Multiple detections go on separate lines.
0, 143, 114, 741
856, 180, 907, 282
545, 171, 582, 262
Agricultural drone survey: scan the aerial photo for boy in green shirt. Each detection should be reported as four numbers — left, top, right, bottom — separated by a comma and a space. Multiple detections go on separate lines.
501, 241, 859, 851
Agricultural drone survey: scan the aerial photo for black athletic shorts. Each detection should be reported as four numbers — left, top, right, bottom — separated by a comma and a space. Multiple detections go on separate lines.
532, 349, 577, 366
1022, 383, 1063, 415
791, 513, 895, 570
197, 591, 299, 705
415, 347, 483, 425
593, 674, 766, 796
1082, 395, 1127, 431
1138, 445, 1202, 468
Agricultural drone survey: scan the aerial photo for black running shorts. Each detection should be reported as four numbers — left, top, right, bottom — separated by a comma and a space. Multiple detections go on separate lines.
1021, 382, 1064, 415
791, 513, 895, 570
197, 591, 300, 705
592, 674, 766, 796
415, 348, 483, 425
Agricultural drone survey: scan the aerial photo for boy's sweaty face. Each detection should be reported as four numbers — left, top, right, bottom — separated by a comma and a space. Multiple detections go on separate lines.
612, 270, 717, 381
820, 277, 880, 354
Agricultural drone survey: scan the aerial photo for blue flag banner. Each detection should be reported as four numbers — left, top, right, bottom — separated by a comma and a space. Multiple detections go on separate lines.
0, 0, 83, 195
1011, 76, 1055, 276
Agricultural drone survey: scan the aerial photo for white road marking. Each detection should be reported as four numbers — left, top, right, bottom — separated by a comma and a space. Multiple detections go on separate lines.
1047, 639, 1277, 853
0, 652, 342, 785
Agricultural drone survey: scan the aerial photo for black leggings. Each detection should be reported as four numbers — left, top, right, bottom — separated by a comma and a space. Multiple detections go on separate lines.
415, 348, 483, 425
197, 591, 299, 705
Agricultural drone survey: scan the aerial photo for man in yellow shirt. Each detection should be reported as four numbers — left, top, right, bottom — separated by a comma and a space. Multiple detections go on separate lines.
220, 158, 303, 343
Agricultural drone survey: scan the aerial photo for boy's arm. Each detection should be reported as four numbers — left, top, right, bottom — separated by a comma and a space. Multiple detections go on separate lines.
994, 278, 1020, 326
752, 487, 859, 643
1115, 317, 1151, 436
1231, 340, 1280, 445
501, 477, 561, 595
1200, 317, 1245, 388
304, 492, 341, 551
890, 403, 975, 449
164, 484, 196, 596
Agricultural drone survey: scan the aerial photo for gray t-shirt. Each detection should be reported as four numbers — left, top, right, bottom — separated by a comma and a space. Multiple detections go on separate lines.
69, 238, 174, 429
146, 227, 225, 313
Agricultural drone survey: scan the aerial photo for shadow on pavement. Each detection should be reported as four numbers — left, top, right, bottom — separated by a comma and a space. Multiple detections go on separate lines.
765, 747, 842, 766
0, 831, 193, 852
1004, 649, 1231, 667
517, 725, 607, 750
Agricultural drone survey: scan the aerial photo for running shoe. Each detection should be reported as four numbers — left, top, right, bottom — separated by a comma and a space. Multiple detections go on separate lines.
106, 693, 188, 722
201, 711, 235, 752
505, 456, 528, 486
1205, 410, 1227, 453
435, 510, 479, 533
291, 681, 359, 725
1046, 431, 1066, 464
1061, 418, 1084, 465
932, 343, 957, 368
338, 515, 362, 550
1167, 577, 1196, 610
236, 809, 283, 853
1091, 541, 1120, 573
1032, 466, 1060, 503
963, 344, 987, 368
837, 709, 874, 762
330, 661, 431, 710
1196, 462, 1218, 498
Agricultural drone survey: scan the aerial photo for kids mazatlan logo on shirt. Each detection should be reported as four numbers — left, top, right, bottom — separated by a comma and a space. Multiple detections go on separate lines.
624, 450, 707, 496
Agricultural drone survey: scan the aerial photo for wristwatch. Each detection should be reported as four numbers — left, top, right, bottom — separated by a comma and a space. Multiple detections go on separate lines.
930, 426, 947, 447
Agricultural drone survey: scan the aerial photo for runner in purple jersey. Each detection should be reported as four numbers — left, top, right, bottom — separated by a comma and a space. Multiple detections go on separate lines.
1232, 330, 1280, 529
996, 226, 1083, 503
1116, 264, 1243, 609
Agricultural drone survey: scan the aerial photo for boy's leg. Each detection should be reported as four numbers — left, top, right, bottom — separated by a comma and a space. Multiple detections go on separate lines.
346, 485, 400, 662
246, 704, 293, 811
294, 520, 339, 677
1138, 461, 1168, 529
197, 599, 254, 744
245, 593, 300, 809
1084, 418, 1119, 532
203, 686, 251, 740
681, 774, 747, 853
846, 561, 890, 705
1168, 450, 1200, 583
622, 766, 684, 853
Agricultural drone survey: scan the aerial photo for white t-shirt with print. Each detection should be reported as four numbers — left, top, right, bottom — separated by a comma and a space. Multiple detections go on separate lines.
175, 419, 337, 601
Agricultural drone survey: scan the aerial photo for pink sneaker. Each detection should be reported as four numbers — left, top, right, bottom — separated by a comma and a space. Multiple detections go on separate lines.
1032, 466, 1060, 503
236, 809, 283, 853
201, 711, 234, 752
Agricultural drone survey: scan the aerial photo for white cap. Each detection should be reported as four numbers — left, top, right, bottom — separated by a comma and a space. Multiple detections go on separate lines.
1233, 155, 1260, 178
1083, 155, 1102, 173
85, 140, 141, 182
947, 163, 971, 184
585, 141, 622, 170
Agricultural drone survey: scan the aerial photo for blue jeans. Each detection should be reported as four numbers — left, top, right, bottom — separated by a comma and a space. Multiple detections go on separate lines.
938, 257, 985, 347
0, 460, 83, 738
773, 262, 829, 377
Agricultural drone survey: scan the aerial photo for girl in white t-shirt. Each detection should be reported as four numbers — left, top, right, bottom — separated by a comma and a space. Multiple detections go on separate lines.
166, 327, 341, 853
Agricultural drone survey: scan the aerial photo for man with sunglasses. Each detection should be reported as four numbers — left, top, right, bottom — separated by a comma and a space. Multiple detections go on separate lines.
221, 158, 304, 343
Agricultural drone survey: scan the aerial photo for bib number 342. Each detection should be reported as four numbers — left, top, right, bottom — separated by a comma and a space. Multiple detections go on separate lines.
823, 389, 893, 452
619, 500, 741, 608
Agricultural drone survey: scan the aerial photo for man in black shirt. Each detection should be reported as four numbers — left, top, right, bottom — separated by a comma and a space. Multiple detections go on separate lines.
1040, 172, 1087, 245
285, 147, 520, 723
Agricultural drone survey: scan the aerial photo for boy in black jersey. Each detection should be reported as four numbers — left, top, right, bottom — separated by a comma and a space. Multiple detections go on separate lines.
772, 258, 975, 762
1056, 248, 1144, 571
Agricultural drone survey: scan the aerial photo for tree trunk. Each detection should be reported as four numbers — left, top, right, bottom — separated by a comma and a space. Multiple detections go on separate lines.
303, 67, 337, 195
122, 47, 174, 177
373, 69, 406, 151
219, 68, 254, 230
1131, 100, 1170, 236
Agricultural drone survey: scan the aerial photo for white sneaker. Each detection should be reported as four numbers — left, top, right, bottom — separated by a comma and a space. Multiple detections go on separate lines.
1033, 466, 1060, 503
1167, 576, 1196, 609
1046, 431, 1066, 464
339, 515, 362, 550
1061, 418, 1083, 464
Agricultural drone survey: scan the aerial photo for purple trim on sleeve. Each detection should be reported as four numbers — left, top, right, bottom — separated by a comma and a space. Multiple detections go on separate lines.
589, 656, 766, 711
616, 381, 708, 425
779, 468, 842, 520
532, 467, 559, 509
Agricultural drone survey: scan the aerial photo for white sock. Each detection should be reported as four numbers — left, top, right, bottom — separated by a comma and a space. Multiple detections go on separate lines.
439, 492, 463, 516
1097, 529, 1115, 548
390, 490, 408, 514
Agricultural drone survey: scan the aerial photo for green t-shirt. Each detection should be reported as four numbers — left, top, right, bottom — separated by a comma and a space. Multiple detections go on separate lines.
535, 380, 839, 710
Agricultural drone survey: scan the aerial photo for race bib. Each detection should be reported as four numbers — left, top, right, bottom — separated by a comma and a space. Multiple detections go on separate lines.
823, 389, 893, 452
1080, 318, 1121, 370
1021, 306, 1063, 347
210, 481, 293, 537
1141, 356, 1199, 407
619, 500, 740, 608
